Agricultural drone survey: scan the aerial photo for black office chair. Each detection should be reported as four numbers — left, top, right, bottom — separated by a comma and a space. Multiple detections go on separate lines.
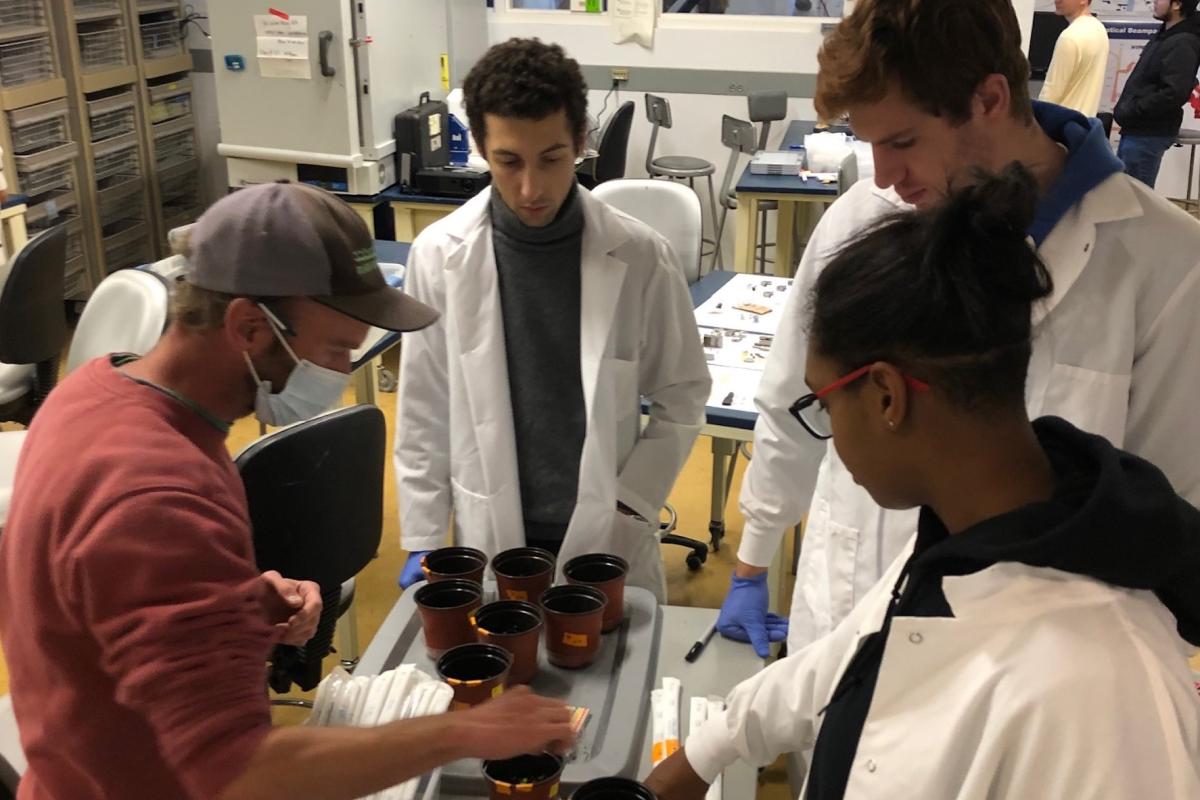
0, 756, 15, 800
0, 225, 68, 425
580, 101, 635, 190
235, 404, 386, 694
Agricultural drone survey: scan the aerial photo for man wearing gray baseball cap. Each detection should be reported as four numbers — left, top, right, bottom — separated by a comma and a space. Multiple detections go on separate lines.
0, 183, 575, 800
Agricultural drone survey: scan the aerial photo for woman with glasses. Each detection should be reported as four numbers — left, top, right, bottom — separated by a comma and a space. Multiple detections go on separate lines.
646, 165, 1200, 799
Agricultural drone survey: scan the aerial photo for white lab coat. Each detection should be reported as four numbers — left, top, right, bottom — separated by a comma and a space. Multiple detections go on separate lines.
394, 187, 711, 601
737, 176, 1200, 651
686, 540, 1200, 798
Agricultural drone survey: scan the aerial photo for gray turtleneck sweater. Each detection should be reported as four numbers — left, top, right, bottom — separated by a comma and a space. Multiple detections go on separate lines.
490, 185, 586, 538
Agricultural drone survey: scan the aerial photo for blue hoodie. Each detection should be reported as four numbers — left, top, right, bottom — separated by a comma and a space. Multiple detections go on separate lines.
1027, 101, 1125, 246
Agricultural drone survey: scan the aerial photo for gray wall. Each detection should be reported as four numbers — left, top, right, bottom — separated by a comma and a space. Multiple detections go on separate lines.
181, 0, 226, 208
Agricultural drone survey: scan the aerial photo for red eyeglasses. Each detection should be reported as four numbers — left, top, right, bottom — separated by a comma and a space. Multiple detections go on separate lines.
789, 364, 931, 440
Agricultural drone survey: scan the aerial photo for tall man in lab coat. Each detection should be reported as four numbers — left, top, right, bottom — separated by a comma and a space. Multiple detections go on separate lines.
718, 0, 1200, 656
394, 39, 711, 601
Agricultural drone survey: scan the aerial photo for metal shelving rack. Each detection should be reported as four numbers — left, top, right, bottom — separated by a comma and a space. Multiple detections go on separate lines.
0, 0, 201, 303
49, 0, 153, 297
0, 0, 92, 301
130, 0, 197, 252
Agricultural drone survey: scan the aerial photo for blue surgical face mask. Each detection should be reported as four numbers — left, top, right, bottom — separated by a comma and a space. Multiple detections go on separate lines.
243, 303, 350, 427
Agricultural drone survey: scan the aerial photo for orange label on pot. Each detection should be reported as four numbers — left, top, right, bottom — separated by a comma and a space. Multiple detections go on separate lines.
563, 632, 589, 647
505, 589, 529, 601
495, 783, 512, 795
549, 783, 560, 798
651, 738, 680, 764
492, 684, 504, 698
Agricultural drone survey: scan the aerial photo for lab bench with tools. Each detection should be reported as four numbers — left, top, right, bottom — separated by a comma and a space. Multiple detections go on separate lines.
694, 274, 795, 415
315, 545, 762, 799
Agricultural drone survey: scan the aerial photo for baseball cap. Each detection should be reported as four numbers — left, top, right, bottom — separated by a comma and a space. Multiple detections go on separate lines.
186, 182, 439, 332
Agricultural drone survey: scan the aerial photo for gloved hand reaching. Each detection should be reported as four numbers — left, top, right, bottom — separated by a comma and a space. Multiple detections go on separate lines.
717, 571, 789, 658
398, 550, 432, 589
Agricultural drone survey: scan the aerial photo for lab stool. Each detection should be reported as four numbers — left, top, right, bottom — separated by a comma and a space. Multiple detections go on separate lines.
1175, 130, 1200, 216
644, 94, 722, 270
747, 90, 788, 273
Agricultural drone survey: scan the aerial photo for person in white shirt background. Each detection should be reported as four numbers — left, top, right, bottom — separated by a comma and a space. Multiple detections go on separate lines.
1039, 0, 1111, 116
717, 0, 1200, 658
646, 164, 1200, 800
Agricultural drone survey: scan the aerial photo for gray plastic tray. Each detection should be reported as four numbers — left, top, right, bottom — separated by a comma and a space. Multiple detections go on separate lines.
361, 585, 661, 798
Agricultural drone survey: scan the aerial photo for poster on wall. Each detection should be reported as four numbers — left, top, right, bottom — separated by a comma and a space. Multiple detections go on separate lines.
1098, 21, 1161, 113
1035, 0, 1155, 17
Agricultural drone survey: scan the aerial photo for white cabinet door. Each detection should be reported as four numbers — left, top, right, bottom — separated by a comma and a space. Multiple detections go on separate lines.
210, 0, 360, 160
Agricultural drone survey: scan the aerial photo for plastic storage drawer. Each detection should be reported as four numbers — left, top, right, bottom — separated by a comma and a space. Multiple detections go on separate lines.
147, 76, 191, 123
0, 36, 53, 88
162, 203, 200, 234
64, 255, 92, 298
157, 159, 197, 202
78, 19, 129, 71
24, 187, 78, 230
6, 98, 70, 155
87, 91, 137, 141
0, 1, 45, 30
72, 0, 121, 19
64, 217, 85, 262
92, 131, 141, 190
139, 18, 181, 60
103, 225, 149, 273
14, 142, 77, 198
152, 116, 194, 171
99, 188, 142, 232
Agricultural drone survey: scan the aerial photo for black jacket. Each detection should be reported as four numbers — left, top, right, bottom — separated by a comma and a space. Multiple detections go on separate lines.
1114, 15, 1200, 136
804, 417, 1200, 800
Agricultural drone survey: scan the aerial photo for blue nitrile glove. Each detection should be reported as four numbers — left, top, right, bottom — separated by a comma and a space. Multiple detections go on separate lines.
717, 572, 789, 658
398, 551, 432, 589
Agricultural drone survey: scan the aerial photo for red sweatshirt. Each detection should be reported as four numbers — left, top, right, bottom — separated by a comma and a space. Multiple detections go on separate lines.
0, 357, 276, 799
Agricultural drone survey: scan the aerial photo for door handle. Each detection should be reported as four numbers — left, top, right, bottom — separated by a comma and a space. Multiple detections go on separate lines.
318, 30, 336, 77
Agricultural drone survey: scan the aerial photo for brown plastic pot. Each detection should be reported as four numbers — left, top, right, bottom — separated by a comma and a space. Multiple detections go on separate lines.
563, 553, 629, 633
491, 547, 557, 603
415, 579, 483, 659
472, 600, 544, 685
483, 752, 565, 800
436, 643, 513, 710
571, 777, 658, 799
540, 585, 607, 669
423, 546, 488, 584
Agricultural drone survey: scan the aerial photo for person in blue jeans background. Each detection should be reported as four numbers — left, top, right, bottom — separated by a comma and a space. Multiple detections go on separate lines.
1114, 0, 1200, 186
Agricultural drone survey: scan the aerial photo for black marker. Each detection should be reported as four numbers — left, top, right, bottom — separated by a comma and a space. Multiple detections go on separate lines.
685, 623, 719, 663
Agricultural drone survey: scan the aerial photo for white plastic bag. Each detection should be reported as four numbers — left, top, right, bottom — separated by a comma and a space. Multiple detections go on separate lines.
804, 132, 853, 173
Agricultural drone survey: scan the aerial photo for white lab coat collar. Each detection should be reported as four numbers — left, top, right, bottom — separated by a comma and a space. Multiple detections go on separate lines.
438, 184, 637, 520
1034, 172, 1145, 326
865, 174, 1145, 326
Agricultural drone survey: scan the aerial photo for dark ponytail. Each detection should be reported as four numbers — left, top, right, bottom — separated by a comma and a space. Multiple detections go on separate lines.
810, 163, 1053, 411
